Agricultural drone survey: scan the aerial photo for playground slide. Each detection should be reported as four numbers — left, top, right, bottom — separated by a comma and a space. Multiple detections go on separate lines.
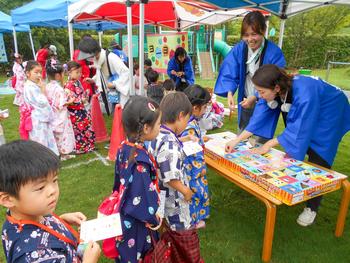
214, 39, 231, 58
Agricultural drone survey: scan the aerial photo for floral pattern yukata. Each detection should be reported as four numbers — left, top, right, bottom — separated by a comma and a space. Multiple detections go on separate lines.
64, 79, 95, 154
2, 214, 81, 263
23, 80, 59, 155
46, 80, 76, 155
12, 62, 26, 106
182, 117, 210, 224
113, 142, 159, 263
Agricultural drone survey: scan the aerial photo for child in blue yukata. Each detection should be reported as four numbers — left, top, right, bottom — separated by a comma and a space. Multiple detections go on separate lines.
148, 92, 202, 261
0, 140, 101, 263
113, 96, 162, 263
182, 84, 211, 229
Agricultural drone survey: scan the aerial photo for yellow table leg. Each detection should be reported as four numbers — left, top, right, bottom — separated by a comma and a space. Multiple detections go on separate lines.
261, 199, 277, 262
335, 180, 350, 237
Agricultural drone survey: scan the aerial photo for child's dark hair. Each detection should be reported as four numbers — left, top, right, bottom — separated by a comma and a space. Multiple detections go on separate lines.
144, 58, 152, 67
160, 92, 192, 124
163, 79, 176, 91
147, 84, 164, 105
25, 60, 41, 73
0, 140, 60, 198
67, 61, 81, 71
46, 59, 64, 79
133, 63, 139, 74
147, 70, 159, 83
122, 96, 160, 144
184, 84, 211, 107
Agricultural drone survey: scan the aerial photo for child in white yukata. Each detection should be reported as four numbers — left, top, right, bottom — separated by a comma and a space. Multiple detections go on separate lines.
12, 53, 26, 106
46, 58, 76, 160
23, 60, 59, 155
0, 140, 101, 263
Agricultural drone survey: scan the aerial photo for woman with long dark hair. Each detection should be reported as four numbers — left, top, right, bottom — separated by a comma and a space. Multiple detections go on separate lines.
226, 64, 350, 227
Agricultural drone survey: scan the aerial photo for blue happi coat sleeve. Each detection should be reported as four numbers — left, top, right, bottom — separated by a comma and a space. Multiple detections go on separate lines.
277, 84, 320, 161
245, 99, 280, 139
184, 57, 195, 85
122, 162, 159, 226
214, 44, 241, 97
167, 57, 177, 83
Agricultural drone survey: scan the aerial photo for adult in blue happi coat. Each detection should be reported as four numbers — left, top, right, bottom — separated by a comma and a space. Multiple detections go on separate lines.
167, 47, 195, 92
215, 11, 285, 136
226, 64, 350, 227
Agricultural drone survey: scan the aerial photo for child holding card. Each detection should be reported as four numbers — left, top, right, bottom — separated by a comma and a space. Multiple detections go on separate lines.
0, 140, 101, 262
182, 85, 211, 228
113, 96, 161, 263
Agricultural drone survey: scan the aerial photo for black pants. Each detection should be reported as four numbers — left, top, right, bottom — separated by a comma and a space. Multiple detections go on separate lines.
306, 148, 331, 212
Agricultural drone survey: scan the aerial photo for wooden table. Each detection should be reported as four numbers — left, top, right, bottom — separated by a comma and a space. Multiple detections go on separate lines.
205, 155, 350, 262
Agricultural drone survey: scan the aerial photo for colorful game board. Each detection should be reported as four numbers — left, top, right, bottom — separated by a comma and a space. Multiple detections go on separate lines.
205, 132, 347, 205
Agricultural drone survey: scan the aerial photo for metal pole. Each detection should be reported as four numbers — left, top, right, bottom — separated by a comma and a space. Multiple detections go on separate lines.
98, 31, 103, 47
278, 19, 286, 49
265, 19, 269, 39
326, 61, 331, 82
28, 30, 36, 59
68, 22, 74, 60
12, 26, 18, 54
139, 1, 145, 95
127, 1, 134, 95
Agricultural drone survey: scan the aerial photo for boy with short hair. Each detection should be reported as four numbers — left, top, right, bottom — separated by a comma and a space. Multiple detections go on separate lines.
0, 140, 101, 263
162, 79, 176, 96
148, 92, 202, 262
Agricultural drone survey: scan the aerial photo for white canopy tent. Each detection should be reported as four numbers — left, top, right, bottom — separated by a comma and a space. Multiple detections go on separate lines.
69, 0, 250, 94
199, 0, 350, 48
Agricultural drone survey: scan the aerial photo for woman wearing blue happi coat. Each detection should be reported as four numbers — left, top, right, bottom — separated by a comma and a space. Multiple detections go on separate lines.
214, 11, 285, 136
226, 64, 350, 227
167, 47, 195, 92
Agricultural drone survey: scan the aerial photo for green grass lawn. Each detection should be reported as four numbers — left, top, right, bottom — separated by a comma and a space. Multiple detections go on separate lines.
0, 71, 350, 262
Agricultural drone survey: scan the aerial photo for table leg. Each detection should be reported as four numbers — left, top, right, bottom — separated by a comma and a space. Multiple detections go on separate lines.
335, 180, 350, 237
261, 199, 277, 262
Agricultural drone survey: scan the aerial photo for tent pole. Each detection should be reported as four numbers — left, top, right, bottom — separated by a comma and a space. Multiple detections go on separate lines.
98, 31, 103, 47
28, 29, 36, 59
139, 1, 146, 96
68, 22, 74, 60
265, 19, 269, 39
12, 26, 18, 54
278, 19, 286, 49
127, 0, 134, 95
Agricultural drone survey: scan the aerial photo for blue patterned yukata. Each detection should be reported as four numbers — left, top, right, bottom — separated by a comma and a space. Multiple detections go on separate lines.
113, 142, 159, 263
181, 116, 210, 224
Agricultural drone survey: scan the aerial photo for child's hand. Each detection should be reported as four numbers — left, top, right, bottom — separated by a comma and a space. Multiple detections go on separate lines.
183, 187, 194, 202
82, 241, 101, 263
60, 212, 87, 226
180, 134, 199, 143
201, 169, 206, 176
107, 82, 115, 89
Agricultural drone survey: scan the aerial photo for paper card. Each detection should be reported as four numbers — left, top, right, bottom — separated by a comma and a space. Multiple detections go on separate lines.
157, 190, 166, 218
80, 214, 122, 243
183, 141, 203, 156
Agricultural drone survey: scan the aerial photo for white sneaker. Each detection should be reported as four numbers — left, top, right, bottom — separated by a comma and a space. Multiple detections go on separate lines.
297, 207, 317, 227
